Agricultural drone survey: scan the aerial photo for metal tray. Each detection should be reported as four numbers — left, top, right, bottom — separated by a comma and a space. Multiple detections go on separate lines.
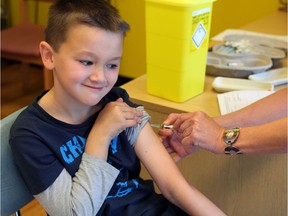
206, 52, 273, 78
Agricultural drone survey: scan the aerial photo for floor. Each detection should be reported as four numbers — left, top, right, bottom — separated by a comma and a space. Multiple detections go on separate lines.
1, 59, 131, 215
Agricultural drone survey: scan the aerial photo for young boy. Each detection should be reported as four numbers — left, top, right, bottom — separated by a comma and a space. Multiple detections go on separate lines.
9, 0, 225, 215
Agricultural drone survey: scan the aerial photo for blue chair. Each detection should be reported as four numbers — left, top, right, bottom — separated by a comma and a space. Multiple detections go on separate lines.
1, 108, 34, 216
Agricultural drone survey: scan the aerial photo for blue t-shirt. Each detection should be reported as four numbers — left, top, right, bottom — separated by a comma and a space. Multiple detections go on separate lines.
10, 87, 188, 216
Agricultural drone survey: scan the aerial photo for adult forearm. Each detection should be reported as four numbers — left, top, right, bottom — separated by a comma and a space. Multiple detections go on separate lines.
231, 118, 287, 154
215, 88, 287, 128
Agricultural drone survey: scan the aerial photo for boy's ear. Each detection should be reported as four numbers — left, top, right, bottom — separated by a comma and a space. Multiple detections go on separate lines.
39, 41, 55, 70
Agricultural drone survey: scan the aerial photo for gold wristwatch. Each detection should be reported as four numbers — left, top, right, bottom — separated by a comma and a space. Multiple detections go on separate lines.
223, 127, 242, 155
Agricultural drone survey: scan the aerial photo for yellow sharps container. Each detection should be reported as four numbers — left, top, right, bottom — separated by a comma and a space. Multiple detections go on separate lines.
145, 0, 215, 102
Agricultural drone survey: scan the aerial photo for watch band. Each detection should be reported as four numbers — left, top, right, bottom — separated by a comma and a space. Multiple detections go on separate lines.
223, 127, 242, 155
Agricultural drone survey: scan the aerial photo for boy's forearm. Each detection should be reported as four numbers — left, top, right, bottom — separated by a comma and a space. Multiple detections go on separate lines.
35, 153, 119, 215
166, 177, 226, 216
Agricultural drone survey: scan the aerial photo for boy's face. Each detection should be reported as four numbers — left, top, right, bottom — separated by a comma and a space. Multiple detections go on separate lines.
51, 24, 124, 107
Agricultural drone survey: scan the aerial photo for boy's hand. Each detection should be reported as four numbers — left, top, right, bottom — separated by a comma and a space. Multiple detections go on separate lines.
92, 98, 143, 141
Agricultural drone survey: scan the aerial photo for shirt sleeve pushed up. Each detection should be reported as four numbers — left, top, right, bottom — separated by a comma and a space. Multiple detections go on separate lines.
125, 106, 151, 147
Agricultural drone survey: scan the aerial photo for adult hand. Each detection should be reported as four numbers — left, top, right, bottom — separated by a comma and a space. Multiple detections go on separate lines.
159, 113, 200, 161
159, 112, 226, 161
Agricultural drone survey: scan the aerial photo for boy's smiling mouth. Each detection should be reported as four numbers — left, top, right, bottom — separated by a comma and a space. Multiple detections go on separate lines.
82, 83, 106, 90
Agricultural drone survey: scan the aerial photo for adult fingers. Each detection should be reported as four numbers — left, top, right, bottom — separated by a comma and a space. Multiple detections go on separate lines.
158, 128, 174, 137
163, 113, 180, 125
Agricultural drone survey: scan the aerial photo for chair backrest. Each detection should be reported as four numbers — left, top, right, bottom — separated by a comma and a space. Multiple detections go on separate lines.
1, 0, 55, 90
0, 108, 34, 216
1, 0, 53, 58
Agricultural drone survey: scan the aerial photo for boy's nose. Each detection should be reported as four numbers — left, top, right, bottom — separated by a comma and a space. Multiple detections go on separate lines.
90, 67, 107, 82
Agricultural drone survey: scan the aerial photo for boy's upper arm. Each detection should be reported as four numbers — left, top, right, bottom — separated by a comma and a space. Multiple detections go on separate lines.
134, 124, 184, 190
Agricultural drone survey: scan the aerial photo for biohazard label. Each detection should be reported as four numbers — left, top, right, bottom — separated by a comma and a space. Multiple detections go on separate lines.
192, 22, 206, 48
191, 7, 211, 50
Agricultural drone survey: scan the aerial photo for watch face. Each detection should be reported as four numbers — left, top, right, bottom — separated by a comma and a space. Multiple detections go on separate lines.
226, 131, 234, 139
223, 128, 241, 155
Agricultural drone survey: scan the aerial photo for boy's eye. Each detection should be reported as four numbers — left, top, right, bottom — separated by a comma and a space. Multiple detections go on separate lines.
80, 60, 93, 66
106, 64, 118, 69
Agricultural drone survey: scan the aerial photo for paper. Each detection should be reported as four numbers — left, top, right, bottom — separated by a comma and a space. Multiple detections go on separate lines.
217, 90, 274, 115
212, 29, 287, 43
